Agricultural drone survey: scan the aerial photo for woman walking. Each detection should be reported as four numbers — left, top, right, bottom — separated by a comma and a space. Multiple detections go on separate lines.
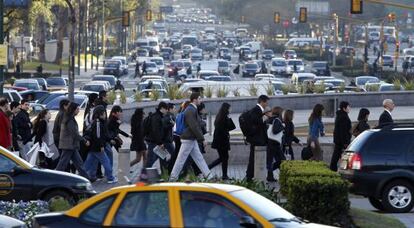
266, 107, 285, 182
208, 103, 236, 180
130, 108, 147, 171
353, 108, 370, 137
55, 103, 90, 179
283, 109, 301, 160
308, 104, 325, 161
32, 109, 53, 168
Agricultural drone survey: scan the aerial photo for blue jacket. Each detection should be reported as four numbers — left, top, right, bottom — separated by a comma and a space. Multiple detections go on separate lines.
309, 118, 324, 139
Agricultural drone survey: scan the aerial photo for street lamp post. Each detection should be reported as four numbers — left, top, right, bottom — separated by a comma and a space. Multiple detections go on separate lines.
65, 0, 76, 101
333, 13, 339, 67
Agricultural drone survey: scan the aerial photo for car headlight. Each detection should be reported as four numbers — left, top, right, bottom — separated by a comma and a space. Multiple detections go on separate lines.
75, 182, 93, 191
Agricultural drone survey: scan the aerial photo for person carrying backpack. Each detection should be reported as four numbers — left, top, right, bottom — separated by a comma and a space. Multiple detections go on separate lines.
266, 107, 285, 182
144, 102, 169, 172
240, 95, 269, 181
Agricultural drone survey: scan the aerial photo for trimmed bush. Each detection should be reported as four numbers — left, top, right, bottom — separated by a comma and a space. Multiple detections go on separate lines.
342, 69, 365, 77
280, 161, 350, 226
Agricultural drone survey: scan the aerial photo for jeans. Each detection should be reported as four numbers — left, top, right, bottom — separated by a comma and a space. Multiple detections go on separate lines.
56, 149, 89, 179
267, 140, 285, 171
84, 151, 115, 181
170, 140, 210, 181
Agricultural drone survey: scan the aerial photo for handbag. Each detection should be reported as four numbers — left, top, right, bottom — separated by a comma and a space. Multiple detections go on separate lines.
267, 118, 284, 143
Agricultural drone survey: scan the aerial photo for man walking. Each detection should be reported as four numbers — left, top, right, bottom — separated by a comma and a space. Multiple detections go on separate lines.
135, 61, 140, 78
245, 95, 269, 181
378, 99, 395, 127
163, 103, 176, 171
330, 101, 352, 171
141, 61, 147, 76
170, 93, 210, 181
14, 99, 32, 160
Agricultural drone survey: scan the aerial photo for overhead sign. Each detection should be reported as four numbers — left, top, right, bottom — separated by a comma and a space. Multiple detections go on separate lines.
0, 45, 8, 66
4, 0, 30, 8
159, 6, 173, 13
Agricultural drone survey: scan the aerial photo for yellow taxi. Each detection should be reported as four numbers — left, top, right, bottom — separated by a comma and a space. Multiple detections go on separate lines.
33, 182, 334, 228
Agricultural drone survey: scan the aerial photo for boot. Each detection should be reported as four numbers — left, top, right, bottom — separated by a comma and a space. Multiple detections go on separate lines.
267, 171, 276, 182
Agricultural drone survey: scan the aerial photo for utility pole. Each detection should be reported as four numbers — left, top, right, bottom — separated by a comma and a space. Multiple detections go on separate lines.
364, 25, 369, 73
77, 0, 81, 75
84, 0, 88, 72
333, 13, 339, 67
65, 0, 76, 102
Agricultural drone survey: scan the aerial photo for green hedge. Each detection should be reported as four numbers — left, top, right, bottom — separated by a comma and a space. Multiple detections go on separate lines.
343, 69, 365, 77
280, 161, 350, 226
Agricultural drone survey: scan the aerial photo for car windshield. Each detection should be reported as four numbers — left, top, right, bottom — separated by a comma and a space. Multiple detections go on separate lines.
264, 50, 273, 54
383, 56, 392, 60
218, 61, 229, 67
288, 61, 303, 66
313, 62, 327, 68
149, 41, 157, 46
34, 79, 45, 86
357, 77, 379, 85
113, 59, 125, 64
286, 51, 295, 54
46, 96, 85, 110
246, 64, 258, 69
230, 189, 295, 221
37, 93, 65, 105
15, 82, 38, 90
151, 59, 164, 65
327, 80, 344, 86
272, 61, 286, 66
208, 77, 230, 81
200, 72, 219, 77
192, 49, 202, 54
274, 83, 283, 91
138, 84, 162, 91
93, 77, 115, 86
380, 85, 394, 91
82, 84, 104, 92
147, 62, 157, 67
46, 78, 66, 86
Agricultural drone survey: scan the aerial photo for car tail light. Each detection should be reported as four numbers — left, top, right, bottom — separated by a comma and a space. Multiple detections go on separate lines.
348, 153, 362, 170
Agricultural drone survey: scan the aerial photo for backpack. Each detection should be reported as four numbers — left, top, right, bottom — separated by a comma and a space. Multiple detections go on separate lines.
174, 112, 186, 136
143, 112, 153, 137
239, 110, 254, 137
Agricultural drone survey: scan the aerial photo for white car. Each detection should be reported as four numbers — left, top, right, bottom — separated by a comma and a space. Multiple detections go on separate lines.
270, 58, 287, 76
112, 56, 128, 75
80, 81, 111, 92
144, 62, 160, 75
355, 76, 380, 90
2, 89, 22, 102
140, 75, 164, 83
149, 57, 165, 75
291, 73, 316, 86
286, 59, 305, 74
14, 79, 41, 91
138, 81, 166, 91
198, 70, 219, 80
92, 75, 117, 89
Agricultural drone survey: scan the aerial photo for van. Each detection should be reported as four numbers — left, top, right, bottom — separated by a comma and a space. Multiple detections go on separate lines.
147, 36, 159, 53
136, 38, 149, 48
244, 41, 262, 53
291, 73, 316, 86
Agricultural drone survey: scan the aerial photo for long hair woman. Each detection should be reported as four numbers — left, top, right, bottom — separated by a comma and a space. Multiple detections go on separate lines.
308, 104, 325, 161
283, 109, 301, 160
353, 108, 370, 137
55, 102, 90, 179
32, 109, 52, 168
208, 103, 236, 180
130, 108, 147, 171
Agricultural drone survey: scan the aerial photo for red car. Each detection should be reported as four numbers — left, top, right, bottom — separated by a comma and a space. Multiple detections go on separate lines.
168, 61, 184, 77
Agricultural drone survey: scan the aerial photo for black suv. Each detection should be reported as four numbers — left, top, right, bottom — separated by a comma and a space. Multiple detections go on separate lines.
339, 124, 414, 213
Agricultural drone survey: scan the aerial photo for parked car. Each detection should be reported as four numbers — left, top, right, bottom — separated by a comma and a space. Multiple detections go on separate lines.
33, 183, 333, 227
103, 60, 122, 77
14, 79, 41, 91
19, 90, 49, 103
81, 81, 111, 92
242, 62, 260, 77
1, 89, 22, 102
32, 78, 48, 90
111, 56, 128, 75
0, 145, 95, 204
311, 61, 331, 76
339, 124, 414, 212
261, 49, 274, 60
46, 77, 67, 91
355, 76, 380, 90
270, 58, 287, 76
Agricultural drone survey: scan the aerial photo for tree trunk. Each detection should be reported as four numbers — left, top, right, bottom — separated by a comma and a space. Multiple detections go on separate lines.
37, 17, 47, 62
55, 7, 69, 64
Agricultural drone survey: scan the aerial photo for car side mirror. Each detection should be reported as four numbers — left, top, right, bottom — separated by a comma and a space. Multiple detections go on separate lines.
240, 216, 257, 228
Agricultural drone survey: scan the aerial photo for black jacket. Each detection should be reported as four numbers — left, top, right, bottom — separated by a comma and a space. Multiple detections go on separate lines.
33, 120, 47, 145
145, 110, 164, 145
53, 110, 64, 146
354, 120, 370, 136
378, 110, 393, 128
15, 109, 32, 143
283, 121, 299, 145
333, 110, 352, 146
162, 112, 175, 143
212, 116, 236, 151
247, 105, 267, 146
130, 119, 145, 151
107, 116, 129, 140
85, 119, 111, 152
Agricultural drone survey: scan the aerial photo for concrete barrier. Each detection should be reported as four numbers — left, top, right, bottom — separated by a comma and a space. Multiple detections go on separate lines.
117, 148, 130, 185
254, 146, 267, 181
118, 91, 414, 123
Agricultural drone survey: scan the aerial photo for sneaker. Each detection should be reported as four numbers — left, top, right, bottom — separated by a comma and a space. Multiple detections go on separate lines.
107, 178, 118, 184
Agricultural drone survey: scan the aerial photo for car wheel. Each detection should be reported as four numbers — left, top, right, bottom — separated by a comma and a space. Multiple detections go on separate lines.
368, 197, 384, 211
381, 180, 414, 213
43, 190, 75, 205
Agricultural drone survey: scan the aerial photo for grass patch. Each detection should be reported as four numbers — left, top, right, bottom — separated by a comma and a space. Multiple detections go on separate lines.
350, 208, 406, 228
23, 60, 69, 71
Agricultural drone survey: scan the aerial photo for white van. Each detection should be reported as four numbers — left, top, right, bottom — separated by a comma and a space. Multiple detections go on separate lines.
147, 36, 160, 53
285, 38, 321, 48
244, 41, 262, 53
136, 38, 149, 48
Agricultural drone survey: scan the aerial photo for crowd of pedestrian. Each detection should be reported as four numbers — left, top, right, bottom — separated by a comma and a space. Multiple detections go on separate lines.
0, 91, 398, 183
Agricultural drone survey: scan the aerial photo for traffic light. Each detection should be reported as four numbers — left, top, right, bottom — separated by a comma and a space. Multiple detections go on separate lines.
388, 13, 396, 22
396, 42, 400, 52
122, 11, 130, 27
146, 9, 152, 22
299, 7, 307, 23
241, 15, 245, 23
350, 0, 363, 14
274, 12, 280, 24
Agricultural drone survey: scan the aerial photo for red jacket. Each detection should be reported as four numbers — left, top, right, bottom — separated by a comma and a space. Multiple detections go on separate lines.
0, 110, 11, 149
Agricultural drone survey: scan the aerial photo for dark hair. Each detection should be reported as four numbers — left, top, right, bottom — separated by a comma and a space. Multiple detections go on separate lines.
99, 90, 107, 98
92, 105, 106, 120
66, 102, 79, 117
59, 99, 70, 111
110, 105, 123, 116
88, 93, 98, 105
10, 101, 20, 110
131, 108, 144, 124
283, 109, 294, 122
357, 108, 370, 121
167, 103, 175, 110
20, 99, 29, 105
214, 103, 231, 126
190, 92, 201, 102
0, 97, 8, 107
197, 102, 206, 114
309, 104, 324, 124
271, 106, 283, 117
339, 101, 350, 110
258, 95, 269, 104
33, 109, 49, 127
158, 101, 168, 110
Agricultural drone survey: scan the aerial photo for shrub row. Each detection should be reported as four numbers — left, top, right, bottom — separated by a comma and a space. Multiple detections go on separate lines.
280, 161, 350, 226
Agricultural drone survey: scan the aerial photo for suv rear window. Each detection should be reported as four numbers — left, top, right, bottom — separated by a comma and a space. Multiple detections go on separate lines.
347, 130, 373, 153
360, 130, 414, 155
